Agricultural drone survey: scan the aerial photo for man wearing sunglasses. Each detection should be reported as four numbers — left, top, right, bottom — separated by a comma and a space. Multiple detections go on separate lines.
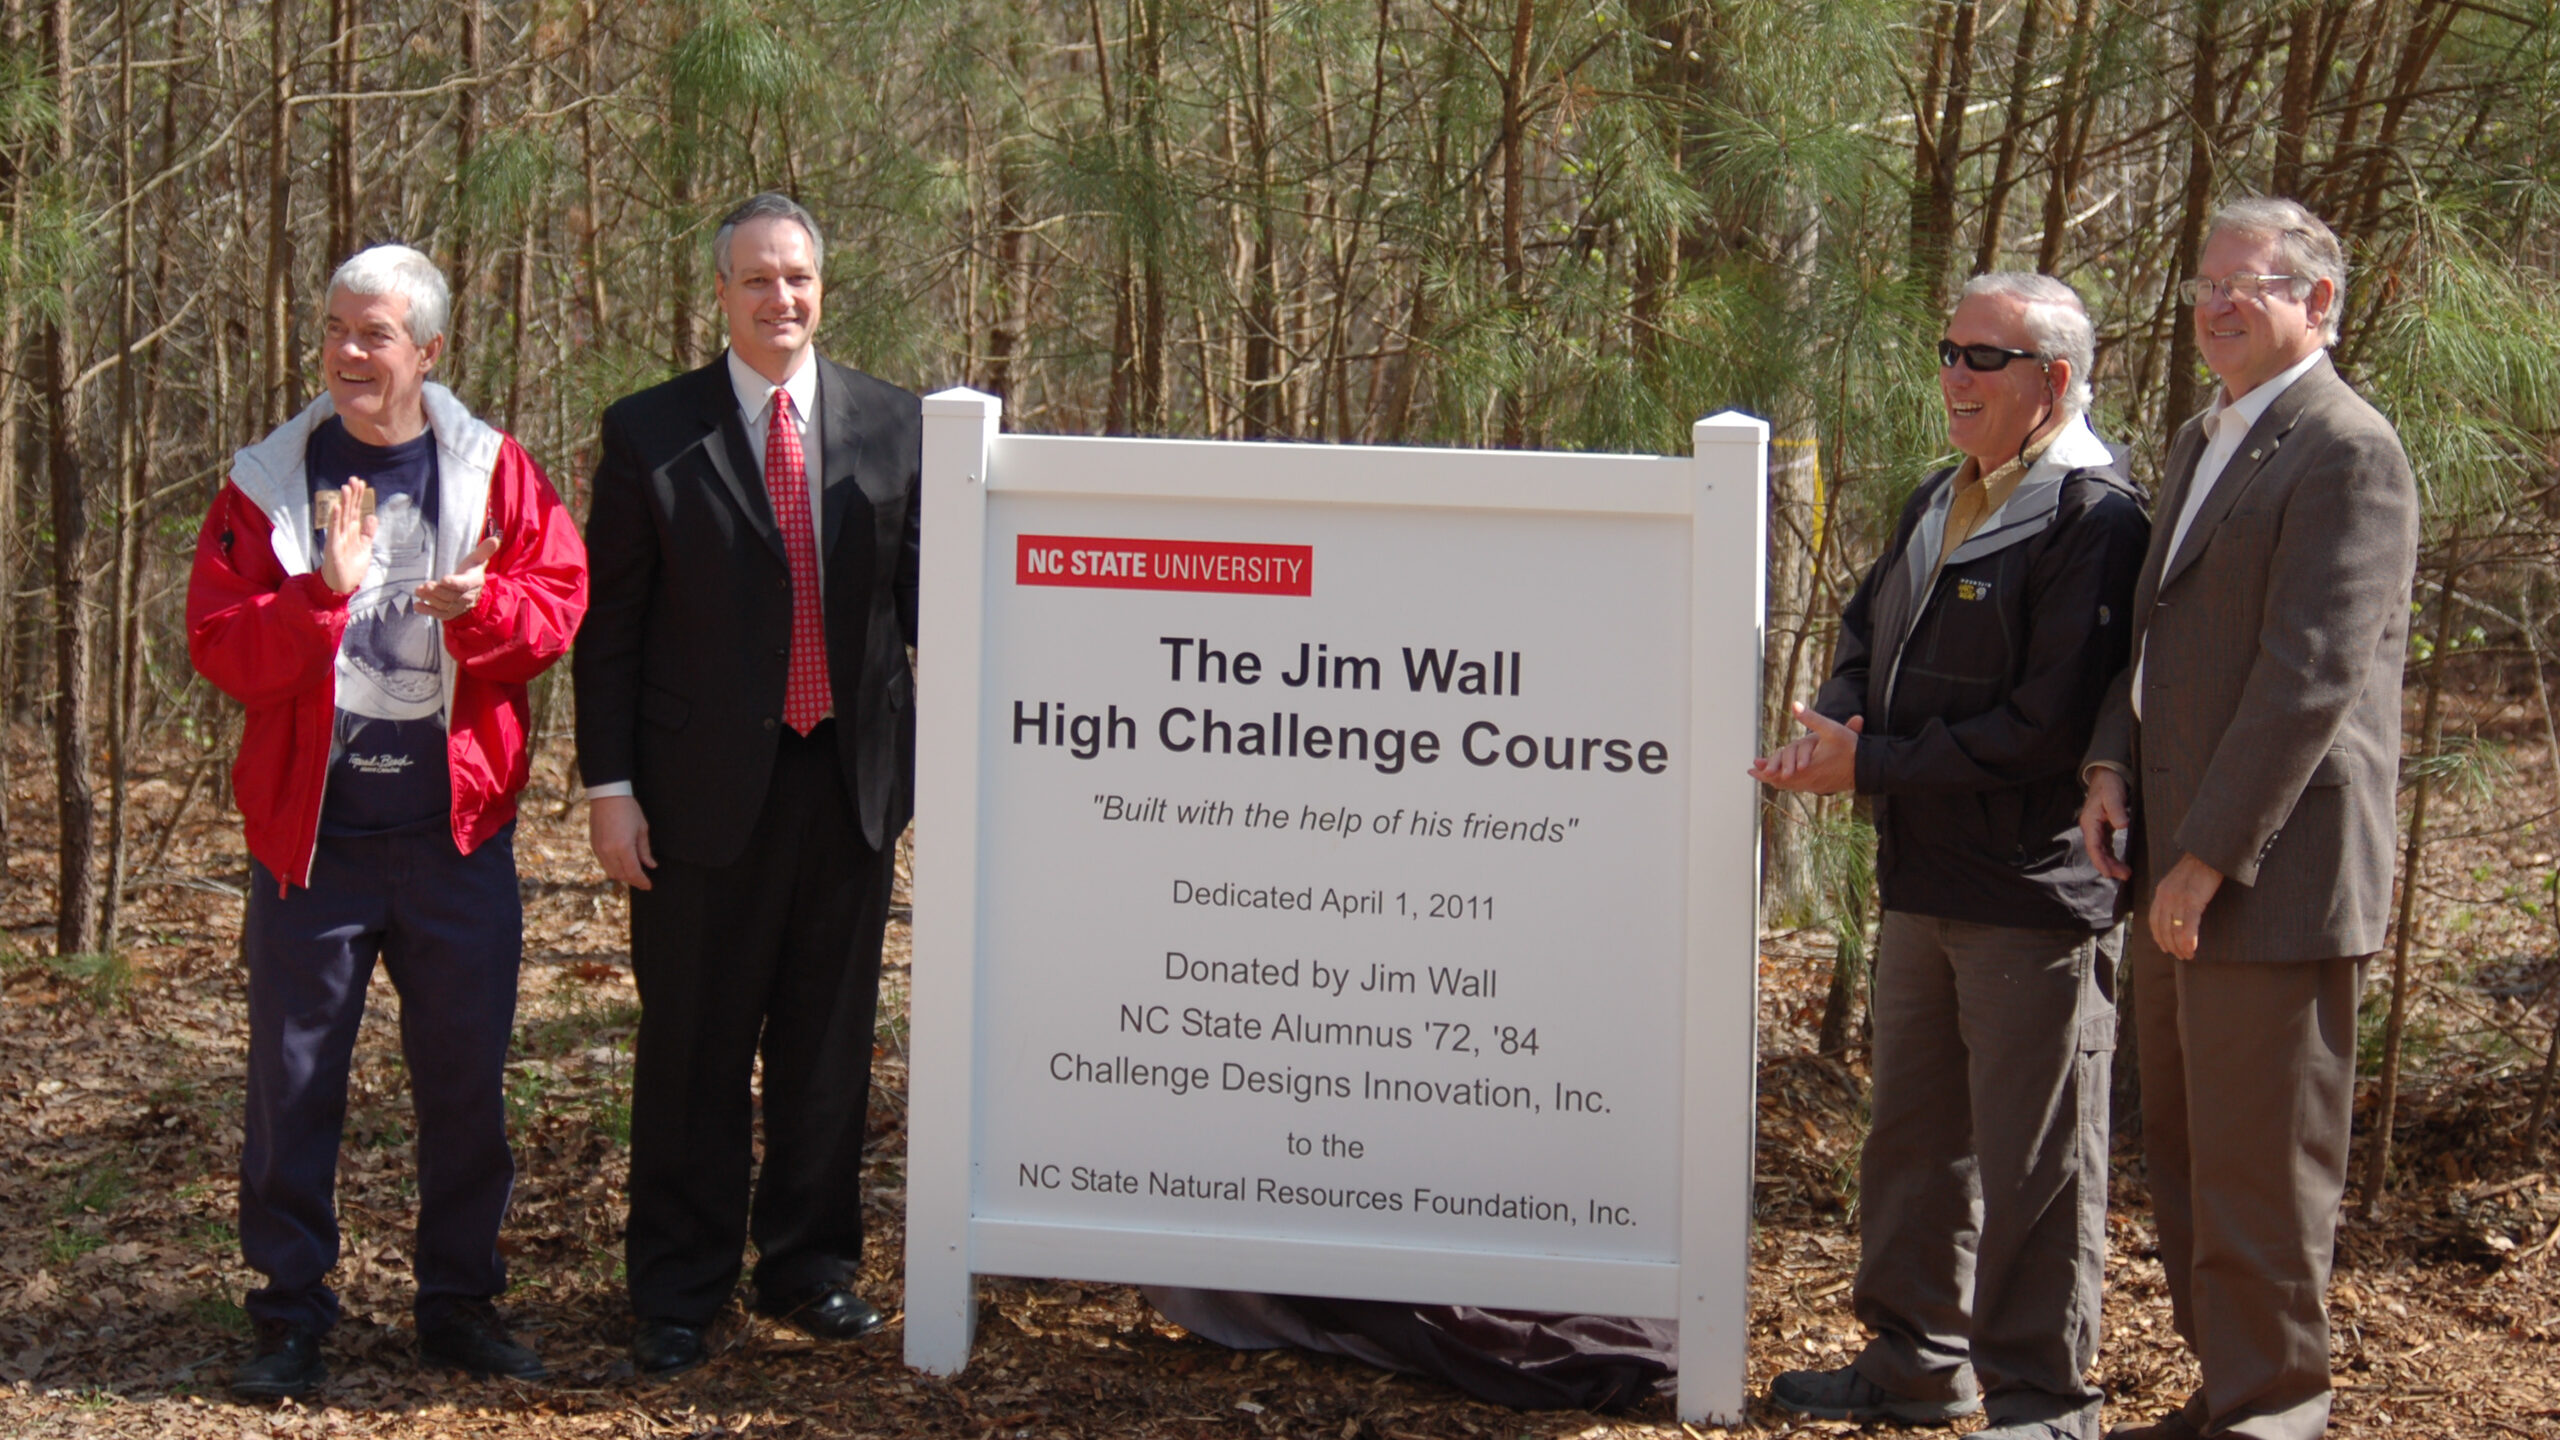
2079, 201, 2416, 1440
1753, 272, 2148, 1440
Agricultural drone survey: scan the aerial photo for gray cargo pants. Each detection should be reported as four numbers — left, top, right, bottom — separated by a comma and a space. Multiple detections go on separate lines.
1848, 911, 2117, 1439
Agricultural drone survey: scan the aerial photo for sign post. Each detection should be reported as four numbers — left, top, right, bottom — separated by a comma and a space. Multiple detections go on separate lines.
905, 391, 1766, 1424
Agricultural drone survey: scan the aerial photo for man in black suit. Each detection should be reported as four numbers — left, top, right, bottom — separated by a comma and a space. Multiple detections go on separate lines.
574, 192, 919, 1375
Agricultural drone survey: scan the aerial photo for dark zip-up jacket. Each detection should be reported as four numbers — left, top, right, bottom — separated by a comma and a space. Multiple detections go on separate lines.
1814, 417, 2151, 931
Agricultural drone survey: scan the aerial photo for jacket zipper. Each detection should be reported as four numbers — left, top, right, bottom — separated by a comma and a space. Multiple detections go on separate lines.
1881, 560, 1945, 728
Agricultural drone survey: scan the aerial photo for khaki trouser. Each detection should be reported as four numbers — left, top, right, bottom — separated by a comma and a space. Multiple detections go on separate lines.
1850, 912, 2116, 1440
2131, 930, 2364, 1440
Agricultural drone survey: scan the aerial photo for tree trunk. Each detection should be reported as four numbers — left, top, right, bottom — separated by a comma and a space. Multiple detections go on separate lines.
2359, 540, 2461, 1213
1086, 0, 1130, 433
327, 0, 359, 265
987, 147, 1027, 403
1762, 191, 1824, 919
1318, 0, 1392, 441
2333, 0, 2457, 323
1133, 0, 1166, 432
2309, 0, 2393, 214
577, 0, 610, 345
263, 0, 296, 428
43, 0, 94, 957
453, 0, 483, 380
2161, 0, 2225, 438
2271, 2, 2320, 195
2533, 937, 2560, 1154
2035, 0, 2101, 273
506, 215, 536, 435
960, 99, 986, 390
1106, 246, 1135, 432
1972, 0, 2044, 274
47, 347, 92, 959
1496, 0, 1533, 447
1759, 437, 1825, 922
1240, 0, 1279, 438
1815, 926, 1865, 1056
1911, 0, 1949, 282
503, 67, 544, 435
0, 302, 16, 853
101, 0, 140, 952
2519, 590, 2560, 1153
0, 0, 24, 848
1381, 278, 1432, 444
1909, 0, 1978, 309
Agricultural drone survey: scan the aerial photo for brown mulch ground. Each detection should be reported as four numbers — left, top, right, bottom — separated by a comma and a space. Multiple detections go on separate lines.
4, 719, 2559, 1438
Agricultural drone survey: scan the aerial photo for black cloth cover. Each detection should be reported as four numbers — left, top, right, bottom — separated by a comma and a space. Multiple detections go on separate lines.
1144, 1287, 1676, 1412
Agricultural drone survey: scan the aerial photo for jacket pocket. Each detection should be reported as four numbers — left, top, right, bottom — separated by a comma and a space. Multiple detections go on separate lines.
1898, 556, 2019, 715
2307, 746, 2352, 788
640, 683, 690, 731
1979, 786, 2027, 861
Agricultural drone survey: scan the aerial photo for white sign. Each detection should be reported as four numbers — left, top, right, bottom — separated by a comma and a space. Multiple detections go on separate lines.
905, 392, 1766, 1424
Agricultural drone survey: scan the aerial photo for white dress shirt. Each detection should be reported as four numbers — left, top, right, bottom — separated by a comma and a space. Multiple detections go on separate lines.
587, 349, 828, 804
2130, 346, 2326, 720
727, 346, 826, 587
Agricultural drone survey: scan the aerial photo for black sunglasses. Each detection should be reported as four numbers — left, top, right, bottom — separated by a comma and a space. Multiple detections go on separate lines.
1937, 339, 2043, 373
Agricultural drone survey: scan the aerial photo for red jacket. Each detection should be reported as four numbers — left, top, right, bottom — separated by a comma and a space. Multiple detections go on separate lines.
187, 384, 588, 889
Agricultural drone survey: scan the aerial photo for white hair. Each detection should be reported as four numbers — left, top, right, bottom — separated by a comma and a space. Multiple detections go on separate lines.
2206, 196, 2347, 344
1956, 270, 2096, 416
328, 244, 450, 348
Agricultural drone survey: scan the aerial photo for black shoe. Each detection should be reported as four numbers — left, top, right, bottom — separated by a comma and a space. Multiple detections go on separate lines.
631, 1319, 707, 1376
419, 1299, 547, 1381
1767, 1364, 1981, 1424
752, 1284, 886, 1340
230, 1319, 326, 1401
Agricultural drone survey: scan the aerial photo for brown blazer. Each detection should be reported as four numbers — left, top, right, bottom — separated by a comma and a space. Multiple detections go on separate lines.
2084, 353, 2417, 962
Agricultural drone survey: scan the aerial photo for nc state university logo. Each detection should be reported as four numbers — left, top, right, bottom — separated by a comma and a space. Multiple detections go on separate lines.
1015, 534, 1312, 596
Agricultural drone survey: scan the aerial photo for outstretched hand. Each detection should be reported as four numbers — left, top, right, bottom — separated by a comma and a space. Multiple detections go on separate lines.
1747, 703, 1863, 795
416, 533, 501, 621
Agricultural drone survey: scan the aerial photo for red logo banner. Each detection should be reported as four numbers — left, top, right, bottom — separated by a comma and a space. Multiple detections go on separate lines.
1015, 534, 1313, 596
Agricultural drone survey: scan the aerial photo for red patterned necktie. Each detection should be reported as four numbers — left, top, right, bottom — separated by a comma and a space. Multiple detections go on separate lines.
766, 390, 833, 733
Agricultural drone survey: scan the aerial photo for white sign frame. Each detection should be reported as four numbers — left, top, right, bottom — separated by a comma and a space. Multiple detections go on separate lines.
903, 389, 1767, 1425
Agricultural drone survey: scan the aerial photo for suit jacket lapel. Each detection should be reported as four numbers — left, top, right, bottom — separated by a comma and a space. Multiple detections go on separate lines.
2156, 355, 2335, 595
2124, 418, 2201, 660
688, 360, 785, 563
818, 358, 861, 560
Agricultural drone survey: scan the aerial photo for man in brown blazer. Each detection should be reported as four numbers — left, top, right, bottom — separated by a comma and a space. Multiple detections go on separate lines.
2079, 197, 2418, 1440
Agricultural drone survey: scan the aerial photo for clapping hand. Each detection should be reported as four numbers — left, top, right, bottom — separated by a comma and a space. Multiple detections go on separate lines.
1747, 703, 1863, 795
416, 533, 501, 621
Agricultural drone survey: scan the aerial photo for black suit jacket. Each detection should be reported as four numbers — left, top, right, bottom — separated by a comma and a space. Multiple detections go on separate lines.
574, 354, 920, 864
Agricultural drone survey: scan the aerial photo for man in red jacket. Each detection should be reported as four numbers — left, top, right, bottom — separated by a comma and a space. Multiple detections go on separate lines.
187, 244, 587, 1400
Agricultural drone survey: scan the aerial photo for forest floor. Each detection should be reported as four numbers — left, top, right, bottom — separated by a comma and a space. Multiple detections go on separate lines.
4, 716, 2560, 1438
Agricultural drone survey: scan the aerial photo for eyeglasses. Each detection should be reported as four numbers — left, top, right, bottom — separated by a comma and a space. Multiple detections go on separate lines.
2178, 273, 2304, 305
1937, 339, 2043, 373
